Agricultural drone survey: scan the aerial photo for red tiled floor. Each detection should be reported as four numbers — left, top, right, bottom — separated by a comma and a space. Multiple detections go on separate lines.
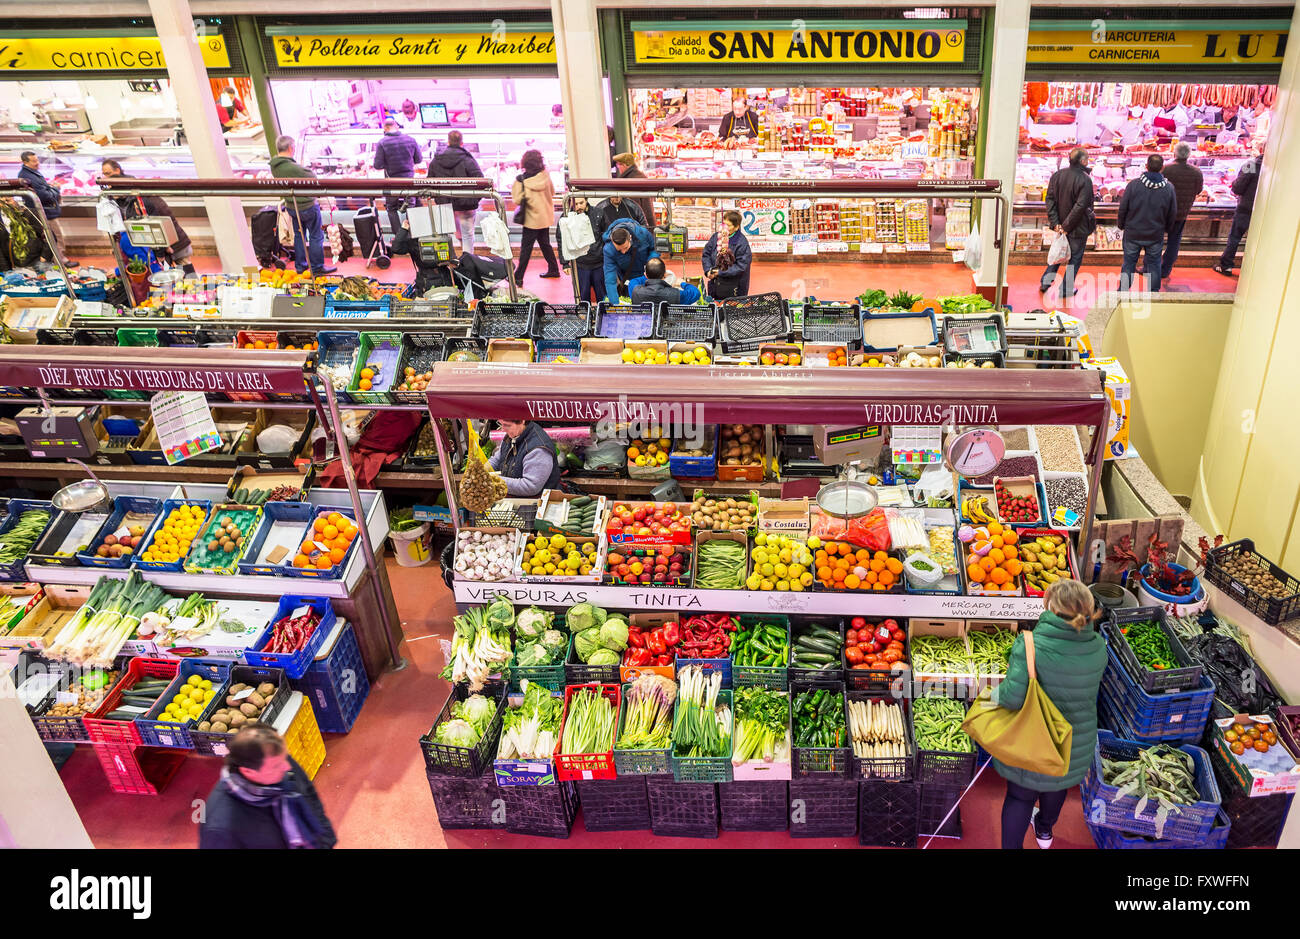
60, 555, 1096, 850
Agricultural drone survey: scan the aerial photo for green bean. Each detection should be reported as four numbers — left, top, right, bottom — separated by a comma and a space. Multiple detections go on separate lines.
912, 635, 970, 674
0, 510, 50, 564
968, 628, 1016, 675
912, 696, 973, 753
696, 539, 747, 589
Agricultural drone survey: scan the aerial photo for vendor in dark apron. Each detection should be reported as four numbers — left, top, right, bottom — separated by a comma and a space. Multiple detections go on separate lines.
488, 421, 562, 497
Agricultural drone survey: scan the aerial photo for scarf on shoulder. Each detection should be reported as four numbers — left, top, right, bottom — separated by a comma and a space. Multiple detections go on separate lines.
221, 766, 330, 849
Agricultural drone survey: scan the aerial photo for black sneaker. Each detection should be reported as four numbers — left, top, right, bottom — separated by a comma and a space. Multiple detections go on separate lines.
540, 270, 562, 279
1212, 264, 1232, 276
1030, 808, 1053, 849
63, 260, 80, 268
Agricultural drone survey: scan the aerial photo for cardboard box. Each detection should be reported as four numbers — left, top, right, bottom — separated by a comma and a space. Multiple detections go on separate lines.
535, 490, 606, 537
2, 295, 74, 342
620, 613, 679, 682
486, 339, 534, 363
1083, 356, 1131, 460
692, 529, 749, 590
758, 497, 809, 533
0, 586, 90, 651
1210, 715, 1300, 797
624, 339, 667, 364
16, 406, 99, 458
908, 617, 975, 698
579, 338, 625, 363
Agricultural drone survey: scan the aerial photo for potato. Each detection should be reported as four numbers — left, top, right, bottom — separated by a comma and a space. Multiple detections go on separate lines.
239, 702, 260, 717
247, 691, 267, 709
229, 712, 247, 727
210, 721, 229, 733
229, 683, 248, 694
198, 721, 212, 732
257, 682, 276, 697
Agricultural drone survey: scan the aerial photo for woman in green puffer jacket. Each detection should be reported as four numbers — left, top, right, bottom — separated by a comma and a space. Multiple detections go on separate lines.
991, 579, 1107, 849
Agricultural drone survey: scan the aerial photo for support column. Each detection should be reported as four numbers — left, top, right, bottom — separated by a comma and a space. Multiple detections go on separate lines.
149, 0, 257, 270
1192, 2, 1300, 570
0, 670, 93, 848
972, 0, 1029, 298
552, 0, 611, 179
235, 14, 280, 141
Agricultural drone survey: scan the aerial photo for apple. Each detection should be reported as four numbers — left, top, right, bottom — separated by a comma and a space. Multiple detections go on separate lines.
775, 353, 789, 366
788, 353, 802, 366
103, 534, 118, 546
96, 545, 110, 557
760, 351, 775, 365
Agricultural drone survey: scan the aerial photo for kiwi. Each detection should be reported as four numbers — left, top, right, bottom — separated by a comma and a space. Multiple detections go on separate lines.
223, 542, 236, 554
208, 539, 221, 552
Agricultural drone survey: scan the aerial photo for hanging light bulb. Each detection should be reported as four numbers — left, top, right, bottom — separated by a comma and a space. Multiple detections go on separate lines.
119, 91, 132, 115
50, 95, 65, 110
17, 83, 30, 110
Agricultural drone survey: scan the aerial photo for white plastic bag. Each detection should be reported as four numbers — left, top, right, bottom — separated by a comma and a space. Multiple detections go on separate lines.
96, 197, 125, 235
277, 202, 296, 248
963, 223, 982, 272
903, 552, 946, 586
1047, 231, 1070, 266
256, 423, 300, 454
479, 214, 512, 258
558, 212, 595, 261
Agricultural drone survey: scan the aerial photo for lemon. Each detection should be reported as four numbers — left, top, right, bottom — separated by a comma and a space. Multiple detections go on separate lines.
544, 562, 557, 574
550, 533, 567, 550
172, 694, 188, 706
620, 348, 634, 363
774, 563, 788, 579
633, 350, 645, 364
669, 351, 683, 364
775, 580, 790, 591
654, 353, 667, 365
187, 674, 202, 687
806, 535, 821, 550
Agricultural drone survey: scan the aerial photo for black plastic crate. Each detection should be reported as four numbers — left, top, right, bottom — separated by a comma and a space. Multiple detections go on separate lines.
444, 337, 487, 363
577, 776, 651, 832
1104, 608, 1202, 693
718, 293, 792, 353
426, 769, 505, 830
419, 684, 507, 777
473, 301, 532, 340
564, 644, 621, 686
530, 301, 592, 341
499, 779, 578, 838
943, 351, 1005, 368
788, 617, 845, 683
392, 296, 466, 319
790, 681, 850, 778
844, 630, 911, 694
848, 692, 915, 782
788, 777, 858, 838
1204, 539, 1300, 625
393, 331, 445, 405
859, 779, 919, 847
1210, 749, 1292, 848
942, 314, 1007, 356
917, 783, 963, 839
595, 301, 655, 340
800, 302, 862, 345
719, 780, 789, 832
645, 774, 719, 838
654, 302, 718, 343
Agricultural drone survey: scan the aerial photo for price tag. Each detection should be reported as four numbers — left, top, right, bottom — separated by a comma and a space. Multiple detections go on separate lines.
116, 704, 148, 715
56, 691, 79, 705
291, 605, 311, 620
1053, 506, 1081, 527
171, 615, 199, 632
861, 243, 884, 254
231, 686, 254, 701
819, 241, 848, 253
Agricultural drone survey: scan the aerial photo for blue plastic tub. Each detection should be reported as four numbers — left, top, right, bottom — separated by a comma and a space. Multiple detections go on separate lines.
595, 302, 655, 340
280, 506, 361, 579
237, 502, 314, 576
75, 496, 163, 569
136, 660, 232, 749
132, 499, 213, 572
1087, 807, 1229, 849
323, 296, 391, 318
244, 595, 335, 679
292, 620, 370, 733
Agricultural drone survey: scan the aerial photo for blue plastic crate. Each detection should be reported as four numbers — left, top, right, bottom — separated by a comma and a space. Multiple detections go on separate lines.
675, 656, 732, 688
136, 660, 231, 749
75, 496, 163, 569
280, 506, 361, 579
237, 501, 314, 576
244, 596, 335, 679
293, 620, 369, 733
1100, 637, 1215, 741
668, 424, 719, 478
0, 499, 55, 580
1, 279, 69, 297
323, 296, 392, 318
131, 499, 213, 572
1082, 730, 1221, 844
72, 282, 108, 301
535, 339, 580, 363
1087, 807, 1230, 849
860, 310, 937, 353
595, 302, 655, 340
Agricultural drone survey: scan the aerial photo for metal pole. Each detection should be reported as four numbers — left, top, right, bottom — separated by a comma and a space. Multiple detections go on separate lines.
3, 188, 75, 300
321, 376, 406, 672
1080, 397, 1111, 578
995, 192, 1011, 311
431, 415, 461, 531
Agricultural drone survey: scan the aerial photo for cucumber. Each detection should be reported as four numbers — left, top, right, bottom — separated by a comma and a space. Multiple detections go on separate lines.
792, 652, 835, 665
232, 487, 247, 504
796, 637, 840, 655
806, 626, 842, 642
570, 496, 592, 509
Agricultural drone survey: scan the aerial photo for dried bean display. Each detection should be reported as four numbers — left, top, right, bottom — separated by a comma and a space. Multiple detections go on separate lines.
1033, 426, 1086, 474
971, 455, 1038, 486
1043, 477, 1088, 521
1001, 428, 1030, 450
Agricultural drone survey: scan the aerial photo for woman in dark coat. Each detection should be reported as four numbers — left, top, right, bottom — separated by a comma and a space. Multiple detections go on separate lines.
611, 153, 655, 229
101, 159, 195, 274
991, 578, 1107, 849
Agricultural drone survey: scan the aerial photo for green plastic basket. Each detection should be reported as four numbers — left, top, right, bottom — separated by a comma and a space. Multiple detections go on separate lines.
508, 633, 571, 693
732, 614, 790, 691
672, 689, 734, 783
613, 682, 673, 775
347, 331, 404, 405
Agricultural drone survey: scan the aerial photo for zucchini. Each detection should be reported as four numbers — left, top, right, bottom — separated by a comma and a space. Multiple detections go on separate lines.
792, 652, 835, 665
569, 496, 592, 509
796, 636, 840, 654
806, 626, 842, 642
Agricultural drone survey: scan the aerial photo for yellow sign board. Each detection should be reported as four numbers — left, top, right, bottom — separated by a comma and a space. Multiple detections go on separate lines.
632, 27, 966, 64
1026, 28, 1288, 65
269, 31, 557, 67
0, 35, 231, 71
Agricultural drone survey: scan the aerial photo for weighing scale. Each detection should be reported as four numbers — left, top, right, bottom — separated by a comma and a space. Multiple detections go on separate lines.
813, 423, 886, 466
416, 234, 455, 265
123, 216, 179, 249
655, 225, 688, 257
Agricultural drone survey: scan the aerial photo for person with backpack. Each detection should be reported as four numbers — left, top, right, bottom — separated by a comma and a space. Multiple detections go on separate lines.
630, 256, 701, 305
601, 218, 657, 303
428, 131, 485, 254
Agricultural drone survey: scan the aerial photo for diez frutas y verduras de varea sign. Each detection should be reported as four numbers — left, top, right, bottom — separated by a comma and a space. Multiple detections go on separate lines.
26, 365, 302, 395
0, 34, 231, 71
269, 30, 556, 67
631, 26, 966, 64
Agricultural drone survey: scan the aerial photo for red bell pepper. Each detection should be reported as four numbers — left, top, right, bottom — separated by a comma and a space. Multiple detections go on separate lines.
647, 629, 668, 655
625, 647, 653, 667
627, 628, 646, 648
662, 622, 681, 647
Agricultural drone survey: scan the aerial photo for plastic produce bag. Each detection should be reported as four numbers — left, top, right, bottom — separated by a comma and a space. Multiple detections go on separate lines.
963, 223, 982, 272
1183, 630, 1283, 715
809, 507, 891, 551
558, 212, 595, 260
1047, 231, 1070, 266
903, 552, 945, 586
479, 214, 512, 258
583, 438, 626, 472
96, 197, 125, 235
256, 423, 300, 454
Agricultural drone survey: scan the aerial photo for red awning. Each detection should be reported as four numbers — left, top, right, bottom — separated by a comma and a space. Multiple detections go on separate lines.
424, 361, 1106, 427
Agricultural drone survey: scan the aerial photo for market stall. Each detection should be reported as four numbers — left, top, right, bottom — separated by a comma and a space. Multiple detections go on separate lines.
254, 16, 566, 203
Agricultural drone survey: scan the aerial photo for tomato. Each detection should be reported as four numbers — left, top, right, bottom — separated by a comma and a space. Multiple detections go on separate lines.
846, 629, 859, 643
882, 649, 902, 663
892, 630, 906, 643
851, 663, 872, 670
850, 617, 868, 630
845, 647, 866, 664
861, 640, 879, 654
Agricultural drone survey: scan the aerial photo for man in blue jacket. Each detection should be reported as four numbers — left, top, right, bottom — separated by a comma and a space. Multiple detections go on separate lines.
18, 151, 75, 266
630, 257, 702, 305
701, 210, 751, 299
602, 219, 657, 303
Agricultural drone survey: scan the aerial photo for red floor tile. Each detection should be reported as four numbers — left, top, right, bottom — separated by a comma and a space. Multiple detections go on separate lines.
58, 557, 1096, 850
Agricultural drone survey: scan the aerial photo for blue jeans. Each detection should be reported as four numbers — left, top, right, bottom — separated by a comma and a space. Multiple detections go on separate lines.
1039, 231, 1088, 296
289, 202, 326, 274
1120, 237, 1163, 292
1160, 219, 1186, 279
1218, 211, 1251, 270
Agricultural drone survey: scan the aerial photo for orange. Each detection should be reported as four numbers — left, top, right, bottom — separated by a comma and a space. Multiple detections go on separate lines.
991, 535, 1004, 549
314, 556, 332, 569
855, 549, 870, 565
988, 548, 1005, 565
987, 522, 1003, 536
874, 551, 887, 562
837, 543, 851, 557
989, 567, 1009, 585
885, 557, 903, 575
878, 570, 894, 587
817, 565, 832, 581
300, 541, 317, 556
980, 556, 996, 572
1003, 545, 1018, 560
293, 555, 309, 568
832, 568, 846, 583
329, 548, 346, 564
974, 540, 990, 554
313, 518, 327, 533
1005, 559, 1023, 577
864, 570, 878, 584
344, 529, 357, 542
815, 550, 828, 565
836, 557, 850, 570
330, 537, 348, 551
322, 524, 339, 541
844, 574, 861, 589
872, 581, 887, 591
869, 558, 885, 573
360, 368, 374, 380
253, 339, 267, 349
1002, 529, 1019, 545
267, 341, 278, 349
328, 513, 343, 524
967, 563, 986, 582
359, 379, 373, 391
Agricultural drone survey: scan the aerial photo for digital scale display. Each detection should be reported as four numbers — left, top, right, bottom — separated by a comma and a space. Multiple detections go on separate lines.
827, 425, 881, 446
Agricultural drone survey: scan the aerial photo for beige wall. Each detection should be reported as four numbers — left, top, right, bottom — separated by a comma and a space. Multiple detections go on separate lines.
1102, 300, 1230, 503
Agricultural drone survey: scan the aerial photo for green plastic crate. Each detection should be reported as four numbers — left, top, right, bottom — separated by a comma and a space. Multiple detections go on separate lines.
672, 689, 733, 783
508, 633, 571, 693
117, 328, 159, 347
347, 331, 404, 404
732, 614, 790, 691
613, 682, 672, 775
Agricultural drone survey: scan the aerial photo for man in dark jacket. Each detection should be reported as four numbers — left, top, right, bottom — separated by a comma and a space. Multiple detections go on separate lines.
593, 195, 646, 235
270, 135, 334, 277
198, 724, 336, 849
602, 219, 657, 303
101, 159, 194, 275
630, 256, 701, 305
1214, 148, 1263, 276
1038, 148, 1094, 299
611, 153, 655, 228
488, 420, 561, 497
1117, 154, 1177, 292
17, 150, 76, 266
701, 210, 752, 299
374, 119, 422, 248
555, 196, 604, 303
427, 131, 484, 254
1159, 143, 1204, 283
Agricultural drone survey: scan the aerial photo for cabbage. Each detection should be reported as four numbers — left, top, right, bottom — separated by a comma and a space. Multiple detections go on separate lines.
515, 605, 553, 639
540, 629, 567, 655
574, 627, 603, 661
452, 694, 496, 734
514, 642, 552, 667
599, 617, 629, 652
591, 606, 609, 628
486, 595, 516, 631
587, 648, 620, 666
433, 718, 480, 748
567, 602, 597, 630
